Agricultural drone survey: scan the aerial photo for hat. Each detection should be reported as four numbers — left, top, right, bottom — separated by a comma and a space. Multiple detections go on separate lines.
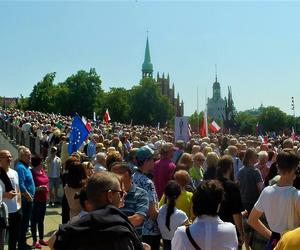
160, 143, 177, 153
51, 146, 57, 151
136, 146, 154, 163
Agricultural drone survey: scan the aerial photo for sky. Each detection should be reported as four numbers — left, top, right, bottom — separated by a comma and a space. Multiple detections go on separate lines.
1, 1, 300, 117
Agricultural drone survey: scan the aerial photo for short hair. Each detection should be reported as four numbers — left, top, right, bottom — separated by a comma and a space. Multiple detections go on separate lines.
86, 172, 120, 208
66, 161, 88, 188
192, 180, 224, 216
31, 155, 42, 168
257, 151, 268, 162
227, 145, 238, 156
283, 139, 293, 149
173, 170, 190, 187
243, 148, 257, 167
110, 162, 133, 177
216, 155, 233, 179
106, 151, 122, 170
206, 152, 219, 169
276, 149, 299, 174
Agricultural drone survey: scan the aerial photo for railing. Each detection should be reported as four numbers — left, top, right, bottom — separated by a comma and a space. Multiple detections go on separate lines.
0, 119, 41, 156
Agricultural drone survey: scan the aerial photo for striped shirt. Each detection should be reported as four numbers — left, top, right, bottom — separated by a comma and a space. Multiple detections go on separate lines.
121, 183, 149, 236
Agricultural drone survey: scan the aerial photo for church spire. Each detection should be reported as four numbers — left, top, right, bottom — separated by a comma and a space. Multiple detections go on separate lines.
142, 36, 153, 78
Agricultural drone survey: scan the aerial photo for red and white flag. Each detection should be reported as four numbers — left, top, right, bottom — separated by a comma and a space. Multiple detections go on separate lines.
104, 109, 111, 125
291, 127, 297, 141
209, 121, 221, 133
82, 116, 92, 132
200, 111, 208, 137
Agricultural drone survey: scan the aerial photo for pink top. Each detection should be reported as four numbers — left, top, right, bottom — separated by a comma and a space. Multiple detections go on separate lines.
154, 159, 176, 199
32, 169, 49, 202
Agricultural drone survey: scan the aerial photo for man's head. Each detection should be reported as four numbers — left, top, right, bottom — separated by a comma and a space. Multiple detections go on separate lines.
0, 150, 12, 169
276, 149, 300, 176
86, 172, 124, 210
257, 151, 268, 164
193, 152, 205, 168
110, 162, 132, 192
50, 146, 57, 156
19, 148, 31, 165
160, 142, 176, 159
95, 152, 106, 167
135, 146, 154, 173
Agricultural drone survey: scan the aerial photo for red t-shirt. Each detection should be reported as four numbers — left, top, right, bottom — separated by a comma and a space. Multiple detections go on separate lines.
32, 169, 49, 202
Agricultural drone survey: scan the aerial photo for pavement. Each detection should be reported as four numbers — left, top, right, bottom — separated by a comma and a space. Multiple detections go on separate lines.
4, 205, 62, 250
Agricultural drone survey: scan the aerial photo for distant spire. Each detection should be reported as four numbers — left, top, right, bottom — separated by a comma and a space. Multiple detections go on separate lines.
172, 83, 175, 90
215, 64, 218, 82
142, 35, 153, 78
167, 73, 170, 80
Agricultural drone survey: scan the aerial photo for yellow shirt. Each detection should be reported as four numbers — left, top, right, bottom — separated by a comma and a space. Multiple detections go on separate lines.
159, 190, 194, 221
274, 228, 300, 250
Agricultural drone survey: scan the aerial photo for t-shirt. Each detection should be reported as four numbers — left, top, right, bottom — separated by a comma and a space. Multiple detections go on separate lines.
274, 227, 300, 250
16, 161, 35, 198
132, 171, 160, 236
157, 204, 188, 240
154, 159, 176, 199
218, 177, 244, 224
237, 165, 263, 212
120, 184, 149, 236
254, 185, 300, 234
160, 190, 193, 220
0, 168, 21, 213
172, 216, 238, 250
31, 169, 49, 202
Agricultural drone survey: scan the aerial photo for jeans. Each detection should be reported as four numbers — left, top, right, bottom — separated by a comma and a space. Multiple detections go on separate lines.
31, 201, 46, 242
8, 209, 22, 250
18, 197, 33, 250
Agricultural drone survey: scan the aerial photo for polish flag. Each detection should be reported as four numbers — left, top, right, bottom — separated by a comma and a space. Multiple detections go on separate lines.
200, 111, 208, 137
209, 121, 221, 133
82, 116, 92, 132
104, 109, 111, 125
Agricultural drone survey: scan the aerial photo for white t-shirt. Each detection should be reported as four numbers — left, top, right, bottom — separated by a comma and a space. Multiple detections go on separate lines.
172, 216, 238, 250
254, 185, 300, 234
158, 204, 188, 240
0, 168, 21, 213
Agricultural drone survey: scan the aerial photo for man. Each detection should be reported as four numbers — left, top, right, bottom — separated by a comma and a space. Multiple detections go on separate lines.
274, 227, 300, 250
94, 152, 107, 172
86, 134, 99, 158
0, 150, 21, 250
227, 145, 243, 181
51, 172, 145, 250
16, 148, 35, 250
153, 143, 176, 199
110, 162, 149, 237
46, 146, 62, 206
254, 151, 269, 181
133, 146, 160, 250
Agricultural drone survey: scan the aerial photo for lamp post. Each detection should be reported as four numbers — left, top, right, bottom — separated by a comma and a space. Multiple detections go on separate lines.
291, 97, 296, 132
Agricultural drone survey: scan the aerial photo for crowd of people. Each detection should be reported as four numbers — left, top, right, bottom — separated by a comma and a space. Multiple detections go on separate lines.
0, 108, 300, 250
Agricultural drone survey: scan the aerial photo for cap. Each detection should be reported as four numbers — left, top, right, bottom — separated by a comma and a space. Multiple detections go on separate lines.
136, 146, 154, 163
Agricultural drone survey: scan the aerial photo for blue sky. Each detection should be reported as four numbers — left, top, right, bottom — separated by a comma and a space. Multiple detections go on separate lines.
1, 1, 300, 116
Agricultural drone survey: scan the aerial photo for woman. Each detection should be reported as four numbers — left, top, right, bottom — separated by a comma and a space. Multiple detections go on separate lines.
30, 155, 49, 249
158, 181, 189, 250
248, 149, 300, 250
64, 161, 88, 219
203, 152, 219, 180
172, 180, 238, 250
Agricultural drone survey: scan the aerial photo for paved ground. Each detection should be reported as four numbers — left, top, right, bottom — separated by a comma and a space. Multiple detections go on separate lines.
4, 205, 62, 250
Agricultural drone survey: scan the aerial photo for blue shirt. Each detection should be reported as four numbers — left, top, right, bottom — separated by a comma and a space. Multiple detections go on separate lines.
16, 161, 35, 197
121, 183, 149, 236
133, 171, 160, 236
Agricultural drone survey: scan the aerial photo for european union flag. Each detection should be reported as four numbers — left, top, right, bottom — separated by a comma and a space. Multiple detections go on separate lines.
68, 115, 89, 155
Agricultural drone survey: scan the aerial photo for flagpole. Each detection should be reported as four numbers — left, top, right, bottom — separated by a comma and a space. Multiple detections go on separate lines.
197, 85, 199, 134
205, 88, 208, 137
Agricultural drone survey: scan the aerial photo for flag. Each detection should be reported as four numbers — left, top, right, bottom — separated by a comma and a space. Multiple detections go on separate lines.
291, 127, 296, 141
200, 111, 208, 137
104, 109, 111, 125
93, 112, 96, 122
209, 121, 221, 133
68, 115, 89, 155
82, 116, 92, 132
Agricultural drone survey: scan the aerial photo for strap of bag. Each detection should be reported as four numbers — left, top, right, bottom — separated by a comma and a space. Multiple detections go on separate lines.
185, 226, 201, 250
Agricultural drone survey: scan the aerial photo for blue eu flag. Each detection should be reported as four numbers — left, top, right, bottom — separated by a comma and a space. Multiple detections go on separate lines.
68, 115, 89, 155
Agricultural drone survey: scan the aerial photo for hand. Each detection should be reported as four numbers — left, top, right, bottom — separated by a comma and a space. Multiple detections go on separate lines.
38, 185, 47, 191
4, 190, 17, 199
142, 242, 151, 250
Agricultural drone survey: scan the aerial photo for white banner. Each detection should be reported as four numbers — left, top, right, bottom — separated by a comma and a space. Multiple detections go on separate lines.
175, 116, 189, 142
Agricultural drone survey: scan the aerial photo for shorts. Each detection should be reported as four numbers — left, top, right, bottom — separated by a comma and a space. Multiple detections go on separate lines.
49, 177, 61, 189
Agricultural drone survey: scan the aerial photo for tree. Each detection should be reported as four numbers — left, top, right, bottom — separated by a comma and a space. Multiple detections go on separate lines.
59, 68, 103, 117
28, 72, 57, 112
130, 78, 174, 125
235, 111, 258, 135
258, 106, 287, 133
101, 87, 131, 123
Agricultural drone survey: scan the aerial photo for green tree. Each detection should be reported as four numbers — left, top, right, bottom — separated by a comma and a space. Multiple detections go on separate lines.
258, 106, 287, 133
101, 87, 131, 123
235, 111, 258, 135
130, 78, 174, 125
16, 95, 29, 110
28, 73, 57, 112
60, 68, 103, 117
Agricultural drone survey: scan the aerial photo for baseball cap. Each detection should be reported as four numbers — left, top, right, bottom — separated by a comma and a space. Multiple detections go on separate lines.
135, 146, 154, 162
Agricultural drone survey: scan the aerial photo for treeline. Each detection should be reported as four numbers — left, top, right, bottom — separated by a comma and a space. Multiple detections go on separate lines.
189, 106, 300, 135
17, 69, 174, 126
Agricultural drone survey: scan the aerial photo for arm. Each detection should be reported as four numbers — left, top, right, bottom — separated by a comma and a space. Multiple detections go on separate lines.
233, 213, 244, 244
148, 201, 159, 220
17, 166, 33, 201
248, 207, 271, 239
